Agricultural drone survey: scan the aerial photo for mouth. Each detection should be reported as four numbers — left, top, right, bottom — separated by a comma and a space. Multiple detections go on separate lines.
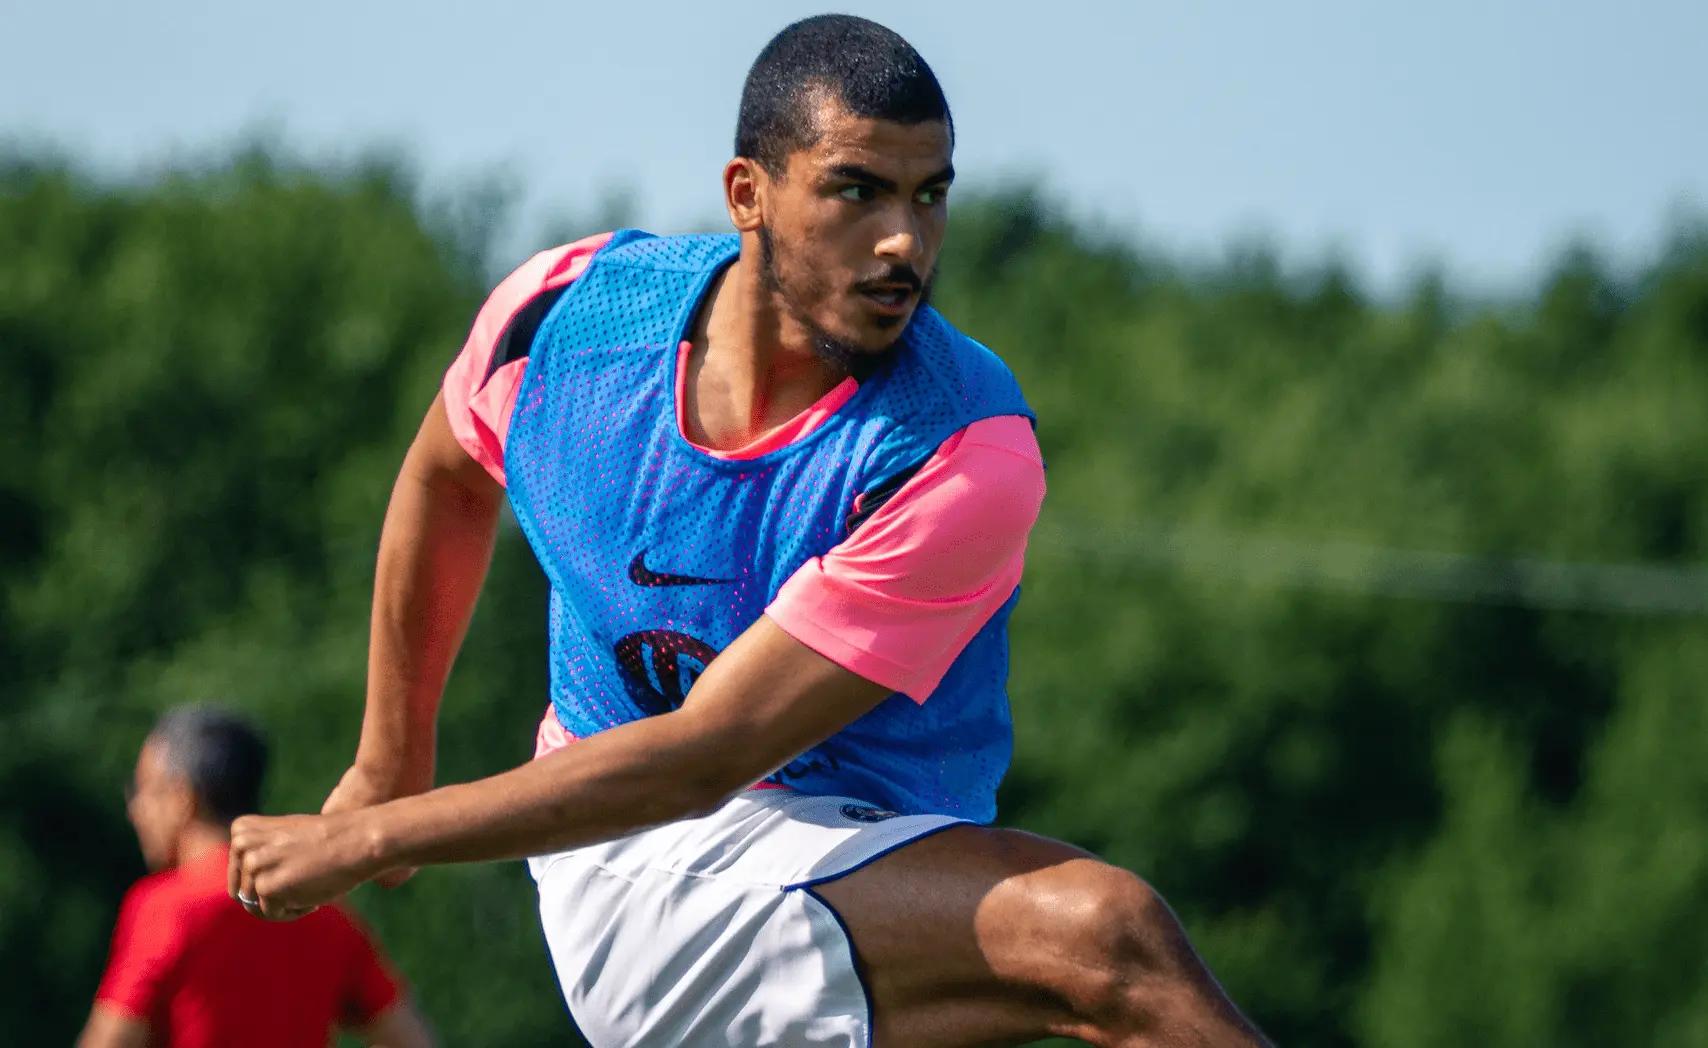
856, 283, 918, 316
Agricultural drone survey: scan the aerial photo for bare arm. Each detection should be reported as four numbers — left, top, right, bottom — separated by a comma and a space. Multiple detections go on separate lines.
373, 616, 891, 865
324, 392, 504, 813
76, 1005, 149, 1048
230, 616, 892, 914
355, 999, 435, 1048
231, 415, 1044, 917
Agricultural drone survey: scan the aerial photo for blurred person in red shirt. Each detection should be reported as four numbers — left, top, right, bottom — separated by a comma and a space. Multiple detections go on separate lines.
78, 706, 432, 1048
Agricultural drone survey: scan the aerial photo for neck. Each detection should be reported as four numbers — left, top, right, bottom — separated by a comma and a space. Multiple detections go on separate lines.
683, 249, 849, 451
175, 821, 230, 867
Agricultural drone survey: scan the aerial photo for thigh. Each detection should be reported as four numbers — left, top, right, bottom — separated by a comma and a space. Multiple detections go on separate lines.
537, 852, 871, 1047
811, 824, 1110, 1047
531, 791, 964, 1047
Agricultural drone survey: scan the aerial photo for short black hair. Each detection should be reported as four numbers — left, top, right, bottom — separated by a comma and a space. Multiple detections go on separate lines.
735, 14, 953, 176
152, 705, 268, 825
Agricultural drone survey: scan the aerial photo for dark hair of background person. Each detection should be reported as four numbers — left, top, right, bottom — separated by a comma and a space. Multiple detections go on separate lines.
734, 13, 954, 176
152, 705, 269, 825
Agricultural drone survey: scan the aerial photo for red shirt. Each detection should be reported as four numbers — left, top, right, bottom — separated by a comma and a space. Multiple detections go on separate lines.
94, 846, 402, 1047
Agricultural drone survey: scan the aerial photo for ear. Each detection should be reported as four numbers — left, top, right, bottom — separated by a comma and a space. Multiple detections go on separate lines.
164, 773, 200, 824
723, 157, 766, 234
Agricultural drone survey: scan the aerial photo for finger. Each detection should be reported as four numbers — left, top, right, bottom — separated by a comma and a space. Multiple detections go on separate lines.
227, 816, 257, 903
227, 839, 243, 901
235, 846, 268, 919
252, 874, 290, 921
252, 874, 318, 922
258, 898, 305, 921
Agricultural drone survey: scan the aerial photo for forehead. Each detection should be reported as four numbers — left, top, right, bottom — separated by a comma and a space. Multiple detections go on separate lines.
788, 94, 953, 180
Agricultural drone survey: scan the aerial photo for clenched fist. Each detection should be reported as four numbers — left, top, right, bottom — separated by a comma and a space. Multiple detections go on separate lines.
227, 811, 380, 921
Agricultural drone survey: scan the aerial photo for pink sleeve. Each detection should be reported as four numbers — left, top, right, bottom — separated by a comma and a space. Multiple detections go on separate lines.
765, 414, 1045, 702
441, 232, 613, 485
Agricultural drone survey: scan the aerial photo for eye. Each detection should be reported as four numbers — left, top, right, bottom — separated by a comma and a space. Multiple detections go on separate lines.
838, 185, 876, 203
915, 186, 948, 206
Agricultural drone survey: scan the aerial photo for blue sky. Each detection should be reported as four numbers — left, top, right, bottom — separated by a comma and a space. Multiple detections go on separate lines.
4, 1, 1705, 292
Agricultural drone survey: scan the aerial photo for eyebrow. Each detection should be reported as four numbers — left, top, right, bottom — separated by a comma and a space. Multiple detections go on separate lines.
826, 163, 957, 192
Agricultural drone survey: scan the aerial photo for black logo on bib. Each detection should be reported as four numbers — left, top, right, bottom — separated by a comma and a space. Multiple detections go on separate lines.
613, 629, 720, 717
628, 550, 732, 588
840, 803, 899, 823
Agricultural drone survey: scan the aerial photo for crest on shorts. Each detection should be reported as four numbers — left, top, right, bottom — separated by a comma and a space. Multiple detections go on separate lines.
840, 803, 899, 823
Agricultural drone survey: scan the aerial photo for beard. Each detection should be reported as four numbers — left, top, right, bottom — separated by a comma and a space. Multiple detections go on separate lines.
757, 225, 932, 374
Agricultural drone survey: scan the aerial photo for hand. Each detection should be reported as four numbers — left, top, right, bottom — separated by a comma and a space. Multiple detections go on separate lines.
322, 762, 428, 888
228, 811, 380, 921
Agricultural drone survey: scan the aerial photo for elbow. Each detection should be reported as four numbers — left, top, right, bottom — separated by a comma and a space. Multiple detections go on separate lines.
671, 772, 744, 821
618, 756, 738, 827
651, 711, 764, 821
665, 754, 761, 823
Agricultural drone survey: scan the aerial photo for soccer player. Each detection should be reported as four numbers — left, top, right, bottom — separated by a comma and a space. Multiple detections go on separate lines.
228, 15, 1270, 1047
80, 707, 432, 1048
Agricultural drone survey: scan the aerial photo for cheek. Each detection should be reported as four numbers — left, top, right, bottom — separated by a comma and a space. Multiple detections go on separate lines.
915, 210, 948, 263
795, 204, 870, 264
776, 227, 844, 300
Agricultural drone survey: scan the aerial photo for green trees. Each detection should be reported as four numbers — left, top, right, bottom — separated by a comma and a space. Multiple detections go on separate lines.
0, 153, 562, 1043
937, 194, 1708, 1045
3, 157, 1703, 1045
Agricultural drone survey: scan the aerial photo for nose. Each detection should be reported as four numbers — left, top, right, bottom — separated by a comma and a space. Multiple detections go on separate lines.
873, 207, 923, 266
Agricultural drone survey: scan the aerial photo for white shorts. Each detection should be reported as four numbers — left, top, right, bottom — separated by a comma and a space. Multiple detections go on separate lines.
527, 790, 965, 1047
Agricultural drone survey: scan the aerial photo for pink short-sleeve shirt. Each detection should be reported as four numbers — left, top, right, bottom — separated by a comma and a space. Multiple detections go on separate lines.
444, 236, 1044, 742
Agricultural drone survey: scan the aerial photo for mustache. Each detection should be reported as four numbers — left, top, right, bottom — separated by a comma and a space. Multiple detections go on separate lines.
854, 265, 925, 294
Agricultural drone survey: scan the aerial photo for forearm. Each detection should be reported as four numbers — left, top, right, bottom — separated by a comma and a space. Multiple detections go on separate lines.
348, 618, 889, 869
232, 619, 891, 915
354, 708, 745, 869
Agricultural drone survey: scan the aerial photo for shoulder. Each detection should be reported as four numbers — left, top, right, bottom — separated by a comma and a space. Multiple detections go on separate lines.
767, 414, 1043, 702
957, 413, 1042, 458
118, 867, 188, 921
839, 415, 1044, 596
139, 864, 244, 937
908, 309, 1024, 388
107, 868, 200, 965
895, 415, 1044, 550
454, 231, 616, 388
881, 308, 1031, 432
442, 232, 618, 483
857, 310, 1032, 479
499, 233, 616, 300
478, 232, 617, 366
588, 230, 740, 273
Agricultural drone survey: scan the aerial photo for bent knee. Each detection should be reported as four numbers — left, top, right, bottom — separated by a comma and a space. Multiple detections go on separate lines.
1057, 867, 1191, 992
1002, 862, 1231, 1036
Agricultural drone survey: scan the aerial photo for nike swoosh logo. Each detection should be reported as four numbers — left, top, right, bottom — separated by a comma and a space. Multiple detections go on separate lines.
628, 551, 733, 588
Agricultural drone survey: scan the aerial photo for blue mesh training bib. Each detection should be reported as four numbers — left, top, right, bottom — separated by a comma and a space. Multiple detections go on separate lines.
504, 230, 1033, 821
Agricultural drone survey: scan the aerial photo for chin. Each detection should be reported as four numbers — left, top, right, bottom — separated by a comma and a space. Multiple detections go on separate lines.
850, 310, 916, 345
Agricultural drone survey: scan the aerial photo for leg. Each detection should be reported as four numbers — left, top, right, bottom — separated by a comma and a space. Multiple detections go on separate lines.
811, 825, 1269, 1047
